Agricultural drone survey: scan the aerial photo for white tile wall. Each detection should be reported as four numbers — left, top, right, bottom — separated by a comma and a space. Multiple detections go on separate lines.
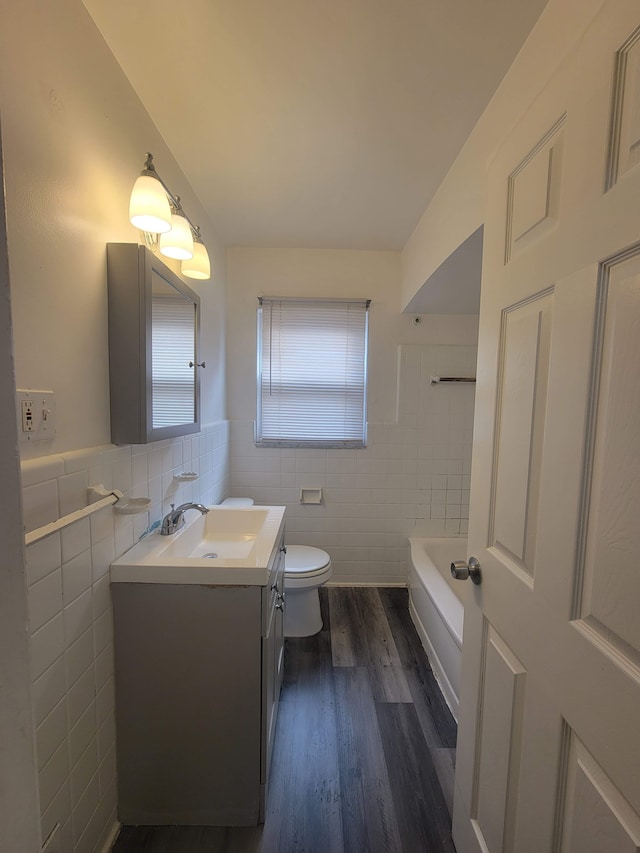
229, 345, 477, 584
23, 421, 229, 853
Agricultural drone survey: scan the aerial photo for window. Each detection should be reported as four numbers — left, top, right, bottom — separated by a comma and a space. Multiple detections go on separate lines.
256, 297, 370, 447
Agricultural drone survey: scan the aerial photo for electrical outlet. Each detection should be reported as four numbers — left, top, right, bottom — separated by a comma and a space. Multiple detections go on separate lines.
16, 389, 56, 442
21, 399, 35, 431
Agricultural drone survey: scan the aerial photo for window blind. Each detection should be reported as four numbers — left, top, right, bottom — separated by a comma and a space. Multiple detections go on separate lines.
257, 297, 369, 447
152, 296, 196, 428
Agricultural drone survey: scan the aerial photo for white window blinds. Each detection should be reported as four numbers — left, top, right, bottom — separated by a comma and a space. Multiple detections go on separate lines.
257, 297, 369, 447
151, 296, 196, 428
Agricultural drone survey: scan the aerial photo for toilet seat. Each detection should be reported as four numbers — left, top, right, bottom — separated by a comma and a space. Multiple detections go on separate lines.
285, 545, 332, 589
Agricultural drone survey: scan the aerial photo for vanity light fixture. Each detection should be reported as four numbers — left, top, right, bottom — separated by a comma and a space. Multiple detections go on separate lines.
181, 229, 211, 280
128, 153, 211, 279
159, 198, 193, 261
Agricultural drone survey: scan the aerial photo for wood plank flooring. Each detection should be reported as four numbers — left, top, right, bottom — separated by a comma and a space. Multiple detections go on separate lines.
112, 587, 457, 853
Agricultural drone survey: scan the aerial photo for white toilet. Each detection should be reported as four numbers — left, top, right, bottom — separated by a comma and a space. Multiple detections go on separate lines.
221, 498, 332, 637
283, 544, 332, 637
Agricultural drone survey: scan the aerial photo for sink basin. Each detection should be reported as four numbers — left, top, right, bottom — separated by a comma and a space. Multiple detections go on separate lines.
110, 505, 286, 585
162, 509, 269, 561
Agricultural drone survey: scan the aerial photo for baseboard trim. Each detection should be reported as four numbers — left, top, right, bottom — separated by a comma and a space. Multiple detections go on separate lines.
326, 581, 407, 588
100, 821, 121, 853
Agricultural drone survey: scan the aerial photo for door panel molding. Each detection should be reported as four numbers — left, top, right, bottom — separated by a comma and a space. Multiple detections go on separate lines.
559, 732, 640, 851
505, 115, 566, 264
573, 242, 640, 677
605, 24, 640, 191
489, 287, 554, 583
472, 625, 527, 853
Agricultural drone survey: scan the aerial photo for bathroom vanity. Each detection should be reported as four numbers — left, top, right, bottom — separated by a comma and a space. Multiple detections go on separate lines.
110, 506, 286, 826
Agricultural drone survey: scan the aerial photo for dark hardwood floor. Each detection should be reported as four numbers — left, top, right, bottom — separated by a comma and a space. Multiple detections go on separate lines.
113, 587, 457, 853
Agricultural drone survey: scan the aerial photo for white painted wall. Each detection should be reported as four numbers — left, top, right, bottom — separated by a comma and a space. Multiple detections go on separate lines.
0, 0, 228, 849
227, 248, 478, 423
401, 0, 606, 309
0, 0, 226, 458
226, 248, 478, 583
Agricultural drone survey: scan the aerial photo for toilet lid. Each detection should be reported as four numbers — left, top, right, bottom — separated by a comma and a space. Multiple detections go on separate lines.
285, 545, 331, 574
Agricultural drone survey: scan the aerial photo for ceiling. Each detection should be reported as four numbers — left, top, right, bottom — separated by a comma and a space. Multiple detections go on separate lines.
84, 0, 548, 252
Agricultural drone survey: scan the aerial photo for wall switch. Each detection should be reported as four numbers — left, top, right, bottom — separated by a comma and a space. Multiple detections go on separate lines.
16, 389, 56, 442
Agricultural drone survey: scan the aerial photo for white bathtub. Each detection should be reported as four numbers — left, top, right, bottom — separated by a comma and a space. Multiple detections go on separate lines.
408, 537, 470, 721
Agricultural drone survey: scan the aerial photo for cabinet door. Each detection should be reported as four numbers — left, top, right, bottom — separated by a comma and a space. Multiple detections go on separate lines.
261, 546, 285, 793
107, 243, 202, 444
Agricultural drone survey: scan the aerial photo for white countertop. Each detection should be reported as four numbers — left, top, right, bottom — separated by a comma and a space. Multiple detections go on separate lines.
110, 505, 286, 585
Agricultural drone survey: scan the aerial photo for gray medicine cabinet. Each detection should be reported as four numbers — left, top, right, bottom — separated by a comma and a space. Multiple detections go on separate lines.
107, 243, 202, 444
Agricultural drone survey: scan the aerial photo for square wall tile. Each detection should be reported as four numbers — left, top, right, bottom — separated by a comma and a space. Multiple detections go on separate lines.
62, 550, 92, 606
36, 698, 67, 770
97, 712, 116, 762
70, 737, 98, 808
71, 772, 99, 846
61, 518, 91, 564
92, 576, 111, 620
33, 656, 67, 725
66, 627, 94, 688
58, 470, 89, 517
95, 644, 114, 693
31, 613, 65, 680
26, 534, 62, 587
114, 515, 134, 557
64, 589, 93, 646
68, 702, 97, 768
23, 479, 59, 533
94, 609, 113, 657
21, 455, 64, 488
28, 569, 63, 633
40, 780, 71, 851
96, 678, 115, 728
67, 666, 96, 729
39, 741, 69, 814
92, 537, 115, 583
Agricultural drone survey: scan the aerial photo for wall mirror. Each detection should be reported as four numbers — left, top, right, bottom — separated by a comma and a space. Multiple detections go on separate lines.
107, 243, 202, 444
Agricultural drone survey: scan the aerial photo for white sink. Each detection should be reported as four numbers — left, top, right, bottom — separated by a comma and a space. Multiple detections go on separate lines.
110, 505, 286, 585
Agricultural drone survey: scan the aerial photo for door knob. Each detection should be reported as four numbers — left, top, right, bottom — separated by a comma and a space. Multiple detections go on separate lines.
451, 557, 482, 585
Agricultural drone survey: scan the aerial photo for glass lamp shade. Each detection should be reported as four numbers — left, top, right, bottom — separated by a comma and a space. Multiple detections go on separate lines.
159, 212, 194, 260
181, 241, 211, 280
129, 174, 172, 233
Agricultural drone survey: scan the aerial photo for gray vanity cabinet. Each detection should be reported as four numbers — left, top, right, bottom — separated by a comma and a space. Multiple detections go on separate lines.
107, 243, 201, 444
111, 538, 286, 826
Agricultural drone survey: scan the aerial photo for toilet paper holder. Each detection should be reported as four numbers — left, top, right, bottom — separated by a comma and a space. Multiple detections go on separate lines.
300, 488, 323, 505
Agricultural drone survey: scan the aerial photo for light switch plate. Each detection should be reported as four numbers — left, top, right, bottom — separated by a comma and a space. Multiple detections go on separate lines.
16, 389, 56, 442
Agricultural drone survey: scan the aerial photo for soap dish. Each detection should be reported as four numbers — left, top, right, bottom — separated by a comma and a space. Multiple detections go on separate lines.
174, 472, 199, 481
114, 497, 151, 515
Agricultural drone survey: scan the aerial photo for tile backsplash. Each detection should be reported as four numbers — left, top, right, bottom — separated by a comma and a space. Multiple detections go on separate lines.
22, 422, 229, 853
229, 345, 477, 584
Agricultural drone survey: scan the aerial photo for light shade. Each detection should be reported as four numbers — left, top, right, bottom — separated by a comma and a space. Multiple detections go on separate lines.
159, 212, 194, 260
181, 241, 211, 280
129, 174, 172, 233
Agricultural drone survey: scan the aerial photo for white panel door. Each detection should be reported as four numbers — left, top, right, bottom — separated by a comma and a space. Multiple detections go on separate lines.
453, 2, 640, 851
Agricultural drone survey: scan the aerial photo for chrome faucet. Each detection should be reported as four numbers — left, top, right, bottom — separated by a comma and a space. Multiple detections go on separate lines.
160, 502, 209, 535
